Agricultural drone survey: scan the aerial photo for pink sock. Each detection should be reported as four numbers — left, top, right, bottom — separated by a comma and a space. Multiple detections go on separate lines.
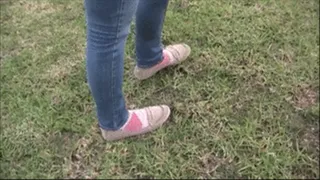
147, 51, 170, 68
159, 51, 171, 66
121, 111, 148, 132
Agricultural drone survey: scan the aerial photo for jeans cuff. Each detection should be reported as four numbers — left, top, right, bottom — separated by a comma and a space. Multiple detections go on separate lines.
99, 109, 129, 131
137, 54, 163, 68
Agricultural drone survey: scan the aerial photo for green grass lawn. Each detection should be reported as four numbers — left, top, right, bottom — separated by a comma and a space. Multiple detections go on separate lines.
1, 0, 319, 179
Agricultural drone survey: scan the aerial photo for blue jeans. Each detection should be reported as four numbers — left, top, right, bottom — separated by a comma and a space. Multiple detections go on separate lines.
84, 0, 169, 130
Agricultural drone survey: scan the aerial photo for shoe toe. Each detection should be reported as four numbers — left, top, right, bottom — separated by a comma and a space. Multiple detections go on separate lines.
146, 105, 171, 128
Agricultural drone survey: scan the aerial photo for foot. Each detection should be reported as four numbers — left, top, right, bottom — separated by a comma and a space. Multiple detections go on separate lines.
134, 43, 191, 80
100, 105, 171, 141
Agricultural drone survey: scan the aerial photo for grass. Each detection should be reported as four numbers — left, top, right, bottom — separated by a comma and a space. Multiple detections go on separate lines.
0, 0, 319, 179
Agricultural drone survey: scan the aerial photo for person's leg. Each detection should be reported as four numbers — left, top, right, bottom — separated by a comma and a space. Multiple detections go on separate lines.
84, 0, 138, 130
135, 0, 169, 68
84, 0, 171, 141
134, 0, 191, 80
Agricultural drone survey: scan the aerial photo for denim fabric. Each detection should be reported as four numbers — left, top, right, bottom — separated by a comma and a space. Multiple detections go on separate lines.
135, 0, 169, 68
84, 0, 169, 130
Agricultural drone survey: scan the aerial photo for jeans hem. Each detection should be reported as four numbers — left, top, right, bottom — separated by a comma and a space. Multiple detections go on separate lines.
99, 109, 129, 131
137, 53, 163, 69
